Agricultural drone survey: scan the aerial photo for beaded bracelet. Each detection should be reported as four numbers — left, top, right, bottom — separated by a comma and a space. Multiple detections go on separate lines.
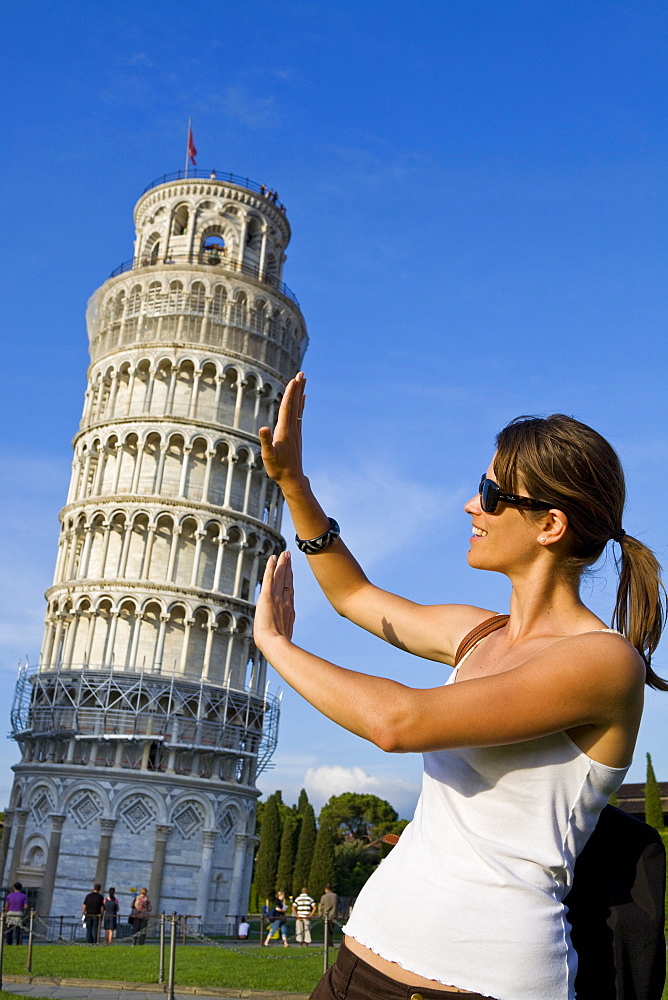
295, 517, 341, 554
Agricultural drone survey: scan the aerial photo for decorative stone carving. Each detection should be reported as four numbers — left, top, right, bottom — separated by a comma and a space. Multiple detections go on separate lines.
173, 802, 205, 840
70, 792, 103, 829
119, 797, 156, 835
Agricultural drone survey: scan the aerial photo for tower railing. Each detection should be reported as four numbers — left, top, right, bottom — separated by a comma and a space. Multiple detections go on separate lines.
141, 170, 287, 213
108, 252, 299, 307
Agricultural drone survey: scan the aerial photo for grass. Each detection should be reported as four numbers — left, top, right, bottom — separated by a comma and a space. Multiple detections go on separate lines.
2, 944, 665, 996
0, 944, 326, 993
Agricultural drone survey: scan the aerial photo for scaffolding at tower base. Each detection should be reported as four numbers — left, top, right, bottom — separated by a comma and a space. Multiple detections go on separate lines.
10, 660, 281, 775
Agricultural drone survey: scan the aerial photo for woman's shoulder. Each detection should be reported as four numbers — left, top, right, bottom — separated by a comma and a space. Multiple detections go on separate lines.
559, 628, 645, 683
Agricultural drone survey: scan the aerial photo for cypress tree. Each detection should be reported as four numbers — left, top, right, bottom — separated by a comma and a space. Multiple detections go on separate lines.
293, 801, 317, 895
308, 817, 337, 897
276, 811, 300, 895
297, 788, 310, 815
253, 792, 283, 903
645, 752, 665, 830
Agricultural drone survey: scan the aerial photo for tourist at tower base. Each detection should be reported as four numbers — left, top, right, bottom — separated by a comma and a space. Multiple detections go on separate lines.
255, 372, 666, 1000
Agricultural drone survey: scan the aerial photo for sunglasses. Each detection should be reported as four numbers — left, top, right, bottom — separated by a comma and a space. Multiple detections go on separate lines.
478, 475, 553, 514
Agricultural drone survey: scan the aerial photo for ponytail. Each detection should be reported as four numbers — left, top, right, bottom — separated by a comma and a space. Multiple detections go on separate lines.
613, 534, 668, 690
496, 414, 667, 690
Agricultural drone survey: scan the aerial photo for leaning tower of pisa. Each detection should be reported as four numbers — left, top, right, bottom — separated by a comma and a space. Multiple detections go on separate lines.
2, 170, 307, 923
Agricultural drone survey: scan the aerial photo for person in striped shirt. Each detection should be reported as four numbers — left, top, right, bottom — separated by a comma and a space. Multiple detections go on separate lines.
292, 888, 316, 946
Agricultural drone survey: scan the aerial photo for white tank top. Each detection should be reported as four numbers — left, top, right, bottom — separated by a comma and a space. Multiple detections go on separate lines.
343, 633, 630, 1000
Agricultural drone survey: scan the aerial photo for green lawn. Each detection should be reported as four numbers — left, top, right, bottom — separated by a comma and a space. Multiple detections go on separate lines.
1, 944, 326, 993
1, 945, 665, 997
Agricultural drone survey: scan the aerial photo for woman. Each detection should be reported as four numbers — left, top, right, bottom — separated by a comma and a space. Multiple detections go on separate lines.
130, 887, 151, 945
254, 373, 666, 1000
263, 889, 290, 947
103, 887, 119, 944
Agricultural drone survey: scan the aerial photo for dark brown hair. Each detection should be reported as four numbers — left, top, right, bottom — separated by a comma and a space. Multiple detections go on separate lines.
495, 414, 667, 689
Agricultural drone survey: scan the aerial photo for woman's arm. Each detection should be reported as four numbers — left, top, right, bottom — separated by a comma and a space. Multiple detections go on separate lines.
259, 374, 491, 664
255, 554, 644, 758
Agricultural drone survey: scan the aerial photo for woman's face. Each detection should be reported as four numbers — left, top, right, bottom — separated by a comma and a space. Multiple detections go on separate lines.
464, 457, 544, 576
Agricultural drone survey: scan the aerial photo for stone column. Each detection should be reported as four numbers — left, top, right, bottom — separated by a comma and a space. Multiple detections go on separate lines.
195, 830, 218, 925
202, 624, 217, 681
222, 454, 236, 508
140, 525, 156, 578
130, 441, 144, 492
233, 542, 248, 597
201, 451, 215, 504
165, 526, 181, 583
94, 818, 117, 889
148, 825, 172, 912
189, 531, 205, 588
178, 618, 194, 673
226, 833, 249, 920
39, 814, 66, 917
153, 614, 170, 672
177, 445, 192, 498
212, 535, 227, 592
0, 809, 15, 883
233, 380, 247, 429
188, 371, 202, 420
79, 526, 94, 578
7, 809, 29, 886
124, 369, 137, 416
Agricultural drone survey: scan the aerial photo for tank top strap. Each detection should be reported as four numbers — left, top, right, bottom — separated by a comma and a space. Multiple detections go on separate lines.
454, 614, 509, 666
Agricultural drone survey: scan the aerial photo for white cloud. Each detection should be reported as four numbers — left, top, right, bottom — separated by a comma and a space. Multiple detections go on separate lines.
304, 764, 420, 819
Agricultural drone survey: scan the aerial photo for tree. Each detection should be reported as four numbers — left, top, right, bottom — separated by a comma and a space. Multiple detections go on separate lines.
292, 801, 317, 895
308, 818, 337, 897
319, 792, 401, 846
252, 792, 283, 902
645, 752, 665, 830
276, 810, 300, 895
334, 841, 379, 897
297, 788, 310, 815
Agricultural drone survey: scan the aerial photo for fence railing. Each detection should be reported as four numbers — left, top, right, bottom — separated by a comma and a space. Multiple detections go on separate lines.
0, 910, 341, 995
141, 170, 287, 213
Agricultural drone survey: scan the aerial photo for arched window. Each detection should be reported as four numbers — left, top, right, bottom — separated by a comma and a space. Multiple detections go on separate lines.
250, 298, 266, 334
167, 281, 184, 312
188, 282, 206, 314
172, 204, 189, 236
202, 234, 226, 265
229, 291, 247, 328
127, 285, 142, 317
146, 282, 162, 315
211, 284, 227, 320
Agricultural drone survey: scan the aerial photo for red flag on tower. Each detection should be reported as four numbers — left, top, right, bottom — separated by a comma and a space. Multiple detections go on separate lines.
187, 123, 197, 166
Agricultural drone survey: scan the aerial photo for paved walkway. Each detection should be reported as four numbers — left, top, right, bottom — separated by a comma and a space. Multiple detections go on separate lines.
1, 978, 310, 1000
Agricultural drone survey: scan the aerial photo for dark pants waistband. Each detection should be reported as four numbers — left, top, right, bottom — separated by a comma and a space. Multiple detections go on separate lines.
309, 938, 498, 1000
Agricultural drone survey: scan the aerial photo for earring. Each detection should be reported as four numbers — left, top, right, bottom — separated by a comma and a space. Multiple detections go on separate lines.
538, 537, 546, 543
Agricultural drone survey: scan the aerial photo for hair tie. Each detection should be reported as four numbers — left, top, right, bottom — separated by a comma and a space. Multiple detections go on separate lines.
611, 529, 626, 543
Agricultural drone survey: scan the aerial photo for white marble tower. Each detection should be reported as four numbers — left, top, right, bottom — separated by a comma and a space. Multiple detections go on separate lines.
2, 170, 307, 924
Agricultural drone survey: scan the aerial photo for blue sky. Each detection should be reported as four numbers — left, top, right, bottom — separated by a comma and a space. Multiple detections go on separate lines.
1, 0, 666, 817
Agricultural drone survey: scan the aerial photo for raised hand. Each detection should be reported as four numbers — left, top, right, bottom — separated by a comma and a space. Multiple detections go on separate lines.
258, 372, 306, 485
254, 551, 296, 650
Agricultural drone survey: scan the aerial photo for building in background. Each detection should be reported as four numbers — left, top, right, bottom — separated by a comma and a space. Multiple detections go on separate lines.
1, 170, 307, 924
